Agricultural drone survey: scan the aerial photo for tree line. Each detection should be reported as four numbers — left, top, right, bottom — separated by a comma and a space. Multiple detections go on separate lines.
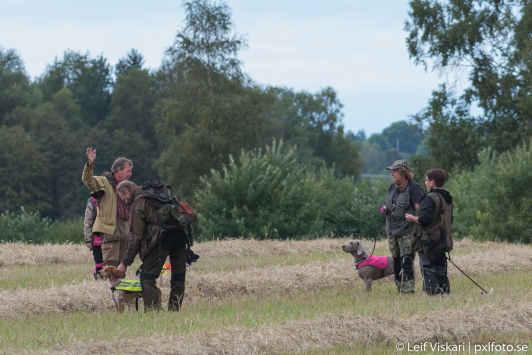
1, 0, 530, 231
0, 1, 363, 219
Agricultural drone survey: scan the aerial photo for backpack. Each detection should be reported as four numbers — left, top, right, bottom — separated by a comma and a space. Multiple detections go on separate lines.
137, 182, 197, 247
429, 192, 453, 252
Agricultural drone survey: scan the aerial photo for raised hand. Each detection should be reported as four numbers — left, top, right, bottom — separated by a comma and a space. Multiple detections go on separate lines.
86, 146, 96, 164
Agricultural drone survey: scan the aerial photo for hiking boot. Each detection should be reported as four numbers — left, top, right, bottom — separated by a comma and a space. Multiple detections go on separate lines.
399, 279, 415, 293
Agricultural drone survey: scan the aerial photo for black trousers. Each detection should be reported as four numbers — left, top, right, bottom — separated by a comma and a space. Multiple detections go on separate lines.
139, 234, 187, 311
419, 251, 450, 295
92, 246, 103, 269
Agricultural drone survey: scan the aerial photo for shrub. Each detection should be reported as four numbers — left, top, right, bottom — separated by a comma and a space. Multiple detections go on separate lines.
195, 140, 388, 240
448, 140, 531, 243
318, 173, 388, 238
0, 207, 82, 244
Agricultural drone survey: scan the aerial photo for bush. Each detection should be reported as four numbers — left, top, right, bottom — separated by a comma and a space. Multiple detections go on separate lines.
47, 218, 84, 244
195, 140, 388, 240
0, 207, 82, 244
448, 140, 531, 243
318, 173, 388, 238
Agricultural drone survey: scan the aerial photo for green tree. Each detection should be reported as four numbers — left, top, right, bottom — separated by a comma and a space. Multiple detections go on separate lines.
115, 49, 145, 76
31, 91, 85, 218
0, 125, 49, 213
0, 48, 31, 123
293, 87, 362, 176
108, 66, 157, 142
263, 86, 362, 177
38, 51, 112, 126
413, 85, 483, 171
406, 0, 531, 154
368, 120, 424, 154
155, 0, 278, 194
8, 88, 86, 217
168, 0, 245, 78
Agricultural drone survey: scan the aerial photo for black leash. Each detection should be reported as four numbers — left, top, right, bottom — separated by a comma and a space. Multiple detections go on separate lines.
447, 254, 490, 295
368, 235, 377, 257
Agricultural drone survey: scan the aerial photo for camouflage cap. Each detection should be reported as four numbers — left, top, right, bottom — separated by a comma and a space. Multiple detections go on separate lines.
386, 159, 410, 171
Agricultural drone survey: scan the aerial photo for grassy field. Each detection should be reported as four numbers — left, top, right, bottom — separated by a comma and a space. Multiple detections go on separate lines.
0, 238, 530, 354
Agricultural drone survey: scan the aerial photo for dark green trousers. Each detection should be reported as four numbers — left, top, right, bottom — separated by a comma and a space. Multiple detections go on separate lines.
139, 235, 187, 311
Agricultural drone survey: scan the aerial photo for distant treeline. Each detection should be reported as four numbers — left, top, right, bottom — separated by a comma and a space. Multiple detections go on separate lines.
0, 0, 530, 243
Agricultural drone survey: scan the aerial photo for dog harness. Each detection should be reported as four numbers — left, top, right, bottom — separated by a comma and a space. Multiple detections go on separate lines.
355, 255, 389, 270
115, 279, 143, 293
110, 279, 143, 312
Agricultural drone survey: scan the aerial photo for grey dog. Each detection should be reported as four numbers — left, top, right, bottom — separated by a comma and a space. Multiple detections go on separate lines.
342, 240, 394, 291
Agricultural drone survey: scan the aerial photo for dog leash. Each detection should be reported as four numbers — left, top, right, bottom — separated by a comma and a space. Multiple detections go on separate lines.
368, 235, 377, 257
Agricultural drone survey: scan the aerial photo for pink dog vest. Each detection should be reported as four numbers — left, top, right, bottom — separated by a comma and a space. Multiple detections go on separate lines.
355, 255, 389, 270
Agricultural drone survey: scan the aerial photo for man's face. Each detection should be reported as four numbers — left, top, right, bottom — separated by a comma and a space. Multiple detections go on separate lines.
114, 164, 133, 183
118, 189, 133, 204
391, 170, 404, 185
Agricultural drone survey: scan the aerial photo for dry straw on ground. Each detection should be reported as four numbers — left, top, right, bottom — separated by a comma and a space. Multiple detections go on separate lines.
1, 244, 530, 319
0, 243, 90, 266
0, 238, 495, 266
33, 301, 532, 355
0, 238, 351, 266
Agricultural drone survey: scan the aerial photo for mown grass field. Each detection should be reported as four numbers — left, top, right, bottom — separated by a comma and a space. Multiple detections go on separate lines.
0, 238, 530, 354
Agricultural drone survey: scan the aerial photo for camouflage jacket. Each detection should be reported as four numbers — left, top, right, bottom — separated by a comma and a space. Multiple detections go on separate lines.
123, 193, 162, 266
83, 197, 97, 248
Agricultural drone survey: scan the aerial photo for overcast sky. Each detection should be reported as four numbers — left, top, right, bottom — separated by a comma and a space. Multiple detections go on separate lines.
0, 0, 444, 135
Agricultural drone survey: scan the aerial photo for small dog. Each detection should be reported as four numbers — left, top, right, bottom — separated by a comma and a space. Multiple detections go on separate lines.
342, 240, 394, 291
101, 265, 142, 312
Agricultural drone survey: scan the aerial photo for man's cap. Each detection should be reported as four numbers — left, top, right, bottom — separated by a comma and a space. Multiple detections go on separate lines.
386, 159, 410, 171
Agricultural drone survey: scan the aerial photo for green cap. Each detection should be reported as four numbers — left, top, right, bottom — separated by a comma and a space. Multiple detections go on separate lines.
386, 159, 410, 171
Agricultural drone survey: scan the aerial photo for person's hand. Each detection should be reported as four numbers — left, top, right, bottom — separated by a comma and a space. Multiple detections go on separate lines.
405, 213, 418, 223
86, 146, 96, 164
379, 205, 387, 215
117, 262, 127, 274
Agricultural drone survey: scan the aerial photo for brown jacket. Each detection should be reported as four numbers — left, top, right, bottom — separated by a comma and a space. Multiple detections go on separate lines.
81, 162, 117, 236
123, 193, 163, 266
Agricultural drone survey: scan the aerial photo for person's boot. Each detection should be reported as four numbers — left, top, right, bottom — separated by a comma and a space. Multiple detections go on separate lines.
168, 272, 186, 311
400, 255, 415, 293
141, 277, 162, 312
392, 257, 402, 291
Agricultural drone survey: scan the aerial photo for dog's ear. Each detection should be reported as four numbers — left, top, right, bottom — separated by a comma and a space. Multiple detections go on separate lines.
356, 243, 368, 257
350, 240, 361, 256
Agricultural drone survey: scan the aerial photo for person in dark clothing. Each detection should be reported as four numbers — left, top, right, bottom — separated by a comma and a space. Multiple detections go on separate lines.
405, 168, 453, 295
117, 180, 188, 312
381, 159, 425, 293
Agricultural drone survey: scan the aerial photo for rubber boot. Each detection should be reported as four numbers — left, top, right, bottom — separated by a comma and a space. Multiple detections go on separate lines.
393, 256, 402, 291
